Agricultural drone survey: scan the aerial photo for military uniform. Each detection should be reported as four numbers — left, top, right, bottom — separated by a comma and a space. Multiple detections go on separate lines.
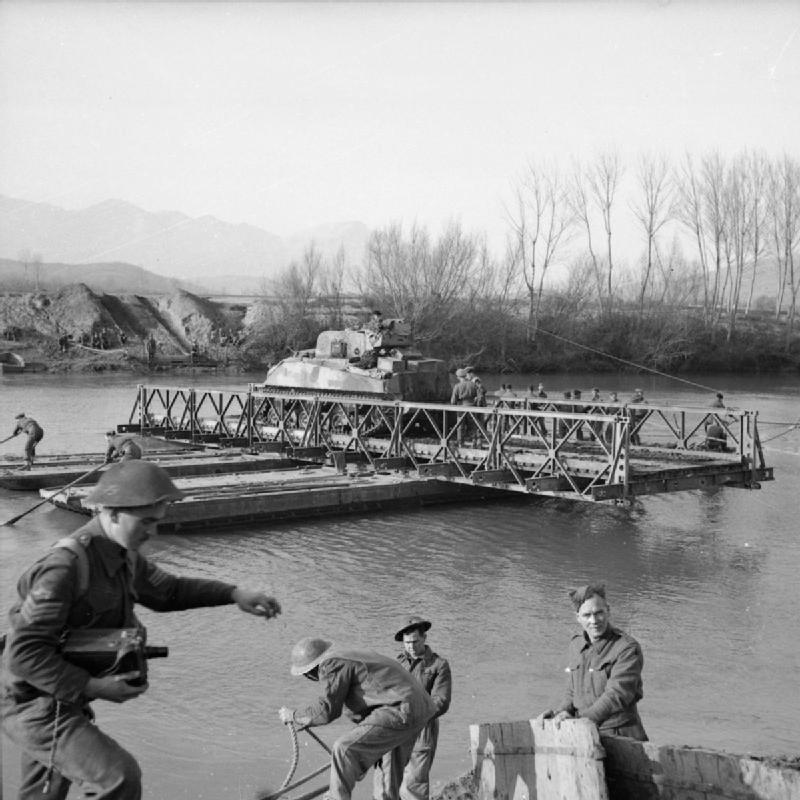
12, 416, 44, 469
1, 517, 240, 799
105, 437, 143, 463
294, 648, 436, 800
555, 625, 647, 741
394, 646, 451, 800
449, 380, 477, 406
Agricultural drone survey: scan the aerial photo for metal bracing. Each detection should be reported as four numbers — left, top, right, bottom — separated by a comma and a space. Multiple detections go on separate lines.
125, 385, 773, 502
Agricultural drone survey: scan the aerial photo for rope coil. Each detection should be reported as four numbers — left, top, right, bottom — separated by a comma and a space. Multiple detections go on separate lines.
279, 721, 300, 791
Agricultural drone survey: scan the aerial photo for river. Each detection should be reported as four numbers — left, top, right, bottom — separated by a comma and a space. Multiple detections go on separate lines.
1, 371, 798, 799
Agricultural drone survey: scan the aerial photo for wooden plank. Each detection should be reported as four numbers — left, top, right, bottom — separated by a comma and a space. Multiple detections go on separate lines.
532, 719, 607, 800
470, 720, 607, 800
470, 721, 536, 800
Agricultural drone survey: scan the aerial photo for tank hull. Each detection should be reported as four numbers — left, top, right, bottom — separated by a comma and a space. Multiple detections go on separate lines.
263, 357, 449, 402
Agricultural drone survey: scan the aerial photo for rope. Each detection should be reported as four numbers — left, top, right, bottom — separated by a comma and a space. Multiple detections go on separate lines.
278, 720, 301, 791
760, 421, 800, 444
537, 327, 725, 393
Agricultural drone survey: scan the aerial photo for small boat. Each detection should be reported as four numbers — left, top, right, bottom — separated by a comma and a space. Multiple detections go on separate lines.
0, 351, 47, 374
0, 351, 25, 373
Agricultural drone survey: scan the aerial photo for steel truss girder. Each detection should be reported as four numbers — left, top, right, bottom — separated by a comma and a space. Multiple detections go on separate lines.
128, 386, 772, 503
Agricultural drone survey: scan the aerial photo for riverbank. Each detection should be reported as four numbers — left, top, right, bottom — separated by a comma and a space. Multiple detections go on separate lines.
3, 284, 800, 376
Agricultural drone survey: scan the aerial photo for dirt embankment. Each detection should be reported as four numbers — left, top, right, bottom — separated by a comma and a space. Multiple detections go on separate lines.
0, 284, 249, 373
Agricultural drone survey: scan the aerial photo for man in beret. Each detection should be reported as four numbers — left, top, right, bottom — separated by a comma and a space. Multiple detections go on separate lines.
388, 616, 452, 800
536, 583, 647, 741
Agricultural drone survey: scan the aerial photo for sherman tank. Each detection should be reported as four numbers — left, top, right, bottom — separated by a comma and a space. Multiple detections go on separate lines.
260, 318, 450, 402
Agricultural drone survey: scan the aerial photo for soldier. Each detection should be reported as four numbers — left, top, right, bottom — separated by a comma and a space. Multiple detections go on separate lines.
392, 616, 452, 800
279, 638, 436, 800
1, 460, 281, 800
629, 388, 647, 445
11, 413, 44, 471
464, 367, 486, 407
536, 583, 647, 741
104, 431, 143, 463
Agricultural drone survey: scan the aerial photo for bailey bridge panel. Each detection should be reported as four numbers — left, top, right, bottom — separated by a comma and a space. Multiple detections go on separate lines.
122, 385, 773, 503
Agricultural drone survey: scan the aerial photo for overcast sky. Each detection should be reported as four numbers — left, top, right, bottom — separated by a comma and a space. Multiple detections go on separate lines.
1, 1, 798, 257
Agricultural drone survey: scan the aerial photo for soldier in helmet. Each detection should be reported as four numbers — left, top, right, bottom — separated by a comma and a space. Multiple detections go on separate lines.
278, 637, 436, 800
104, 430, 143, 463
391, 616, 452, 800
1, 460, 281, 800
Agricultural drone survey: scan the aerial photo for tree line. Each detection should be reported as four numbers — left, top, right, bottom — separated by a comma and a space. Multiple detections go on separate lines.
243, 148, 800, 374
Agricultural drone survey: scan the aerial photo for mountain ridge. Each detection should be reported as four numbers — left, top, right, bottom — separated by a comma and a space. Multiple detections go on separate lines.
0, 194, 371, 292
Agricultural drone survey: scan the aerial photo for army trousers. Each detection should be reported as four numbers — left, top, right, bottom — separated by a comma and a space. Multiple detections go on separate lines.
398, 716, 439, 800
1, 693, 141, 800
323, 705, 428, 800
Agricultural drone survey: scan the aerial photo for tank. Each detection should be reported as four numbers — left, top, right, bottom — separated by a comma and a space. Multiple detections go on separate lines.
260, 319, 450, 402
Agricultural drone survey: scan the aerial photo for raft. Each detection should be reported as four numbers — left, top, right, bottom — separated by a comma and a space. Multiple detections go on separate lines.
0, 447, 288, 491
39, 464, 502, 531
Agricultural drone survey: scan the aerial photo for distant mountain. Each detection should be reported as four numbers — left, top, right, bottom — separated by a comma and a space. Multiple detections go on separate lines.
0, 257, 205, 295
0, 195, 371, 290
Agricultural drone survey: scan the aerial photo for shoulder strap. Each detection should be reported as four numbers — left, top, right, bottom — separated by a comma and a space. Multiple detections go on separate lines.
53, 532, 92, 597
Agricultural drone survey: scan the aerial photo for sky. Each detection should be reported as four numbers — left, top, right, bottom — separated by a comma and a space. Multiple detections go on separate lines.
1, 1, 799, 259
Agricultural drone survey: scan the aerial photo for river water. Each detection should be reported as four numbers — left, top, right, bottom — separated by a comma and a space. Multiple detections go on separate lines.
1, 371, 798, 799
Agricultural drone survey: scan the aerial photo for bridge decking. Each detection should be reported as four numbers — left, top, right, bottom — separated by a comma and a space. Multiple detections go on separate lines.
116, 384, 773, 503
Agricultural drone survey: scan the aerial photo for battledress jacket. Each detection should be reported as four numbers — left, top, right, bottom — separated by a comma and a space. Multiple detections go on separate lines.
12, 417, 43, 439
296, 648, 436, 729
556, 626, 645, 732
1, 517, 237, 705
397, 646, 451, 719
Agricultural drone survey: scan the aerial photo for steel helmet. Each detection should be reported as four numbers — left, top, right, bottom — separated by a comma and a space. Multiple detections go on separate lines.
290, 637, 334, 676
85, 461, 184, 508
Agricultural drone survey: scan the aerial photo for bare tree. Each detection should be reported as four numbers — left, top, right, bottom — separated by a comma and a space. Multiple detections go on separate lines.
268, 242, 323, 350
505, 160, 573, 341
630, 152, 674, 313
675, 151, 728, 325
18, 249, 43, 292
569, 160, 605, 311
587, 149, 623, 302
768, 155, 800, 320
318, 245, 348, 329
359, 221, 490, 343
768, 154, 800, 338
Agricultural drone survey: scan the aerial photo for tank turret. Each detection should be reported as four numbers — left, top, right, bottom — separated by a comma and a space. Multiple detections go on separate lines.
260, 319, 449, 402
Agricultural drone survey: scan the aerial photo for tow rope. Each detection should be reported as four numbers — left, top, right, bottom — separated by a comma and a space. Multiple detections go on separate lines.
258, 723, 330, 800
278, 721, 301, 792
